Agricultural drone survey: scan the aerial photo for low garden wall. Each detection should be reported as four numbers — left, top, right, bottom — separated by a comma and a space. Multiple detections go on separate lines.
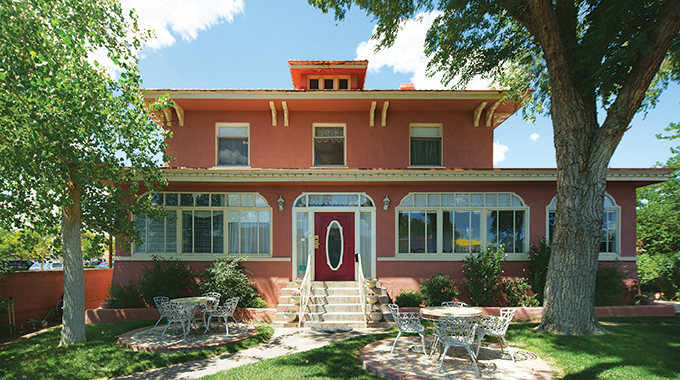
85, 305, 277, 324
1, 269, 113, 328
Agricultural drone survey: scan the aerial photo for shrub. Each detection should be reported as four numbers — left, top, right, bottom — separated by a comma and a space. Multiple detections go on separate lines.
462, 246, 506, 306
394, 289, 425, 307
197, 256, 265, 308
419, 273, 460, 307
106, 279, 142, 309
502, 277, 539, 307
137, 256, 195, 306
638, 250, 680, 300
525, 239, 551, 305
595, 263, 629, 306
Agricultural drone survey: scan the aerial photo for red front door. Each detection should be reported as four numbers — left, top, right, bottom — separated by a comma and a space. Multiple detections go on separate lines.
314, 212, 355, 281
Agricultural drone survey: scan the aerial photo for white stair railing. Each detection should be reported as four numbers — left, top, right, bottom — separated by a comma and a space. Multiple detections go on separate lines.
297, 253, 314, 328
356, 253, 368, 327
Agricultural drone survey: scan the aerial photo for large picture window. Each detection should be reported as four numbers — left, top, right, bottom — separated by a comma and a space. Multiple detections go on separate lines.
313, 124, 345, 166
397, 193, 528, 255
410, 124, 442, 166
546, 194, 619, 254
216, 123, 249, 166
134, 192, 271, 256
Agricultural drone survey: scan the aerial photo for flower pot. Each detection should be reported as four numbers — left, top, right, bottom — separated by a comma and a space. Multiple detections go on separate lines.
368, 312, 382, 322
294, 279, 303, 288
290, 296, 301, 305
365, 279, 377, 288
284, 313, 297, 323
367, 295, 378, 304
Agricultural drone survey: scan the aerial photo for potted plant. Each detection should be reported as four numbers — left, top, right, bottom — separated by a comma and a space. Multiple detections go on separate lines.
364, 278, 377, 288
367, 293, 379, 304
290, 291, 301, 305
368, 308, 382, 322
294, 277, 303, 287
283, 307, 297, 323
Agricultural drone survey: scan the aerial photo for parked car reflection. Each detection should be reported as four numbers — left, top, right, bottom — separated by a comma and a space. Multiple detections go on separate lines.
29, 261, 63, 271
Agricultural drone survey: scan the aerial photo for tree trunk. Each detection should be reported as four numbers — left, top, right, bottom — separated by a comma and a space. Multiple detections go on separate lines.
59, 178, 86, 346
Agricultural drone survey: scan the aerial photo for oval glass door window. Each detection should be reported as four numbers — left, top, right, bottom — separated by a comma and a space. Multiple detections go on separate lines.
326, 220, 344, 271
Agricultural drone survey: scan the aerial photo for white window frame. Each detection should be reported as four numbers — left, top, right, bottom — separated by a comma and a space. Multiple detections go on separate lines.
394, 192, 529, 261
308, 75, 351, 90
215, 123, 250, 167
312, 123, 347, 167
409, 123, 443, 168
545, 193, 621, 259
133, 192, 272, 260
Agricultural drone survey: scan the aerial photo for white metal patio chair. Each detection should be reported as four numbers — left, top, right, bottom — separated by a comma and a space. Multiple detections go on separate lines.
198, 292, 221, 327
150, 296, 169, 334
205, 297, 240, 335
442, 301, 469, 307
434, 317, 480, 376
475, 307, 517, 362
388, 303, 428, 355
161, 301, 199, 339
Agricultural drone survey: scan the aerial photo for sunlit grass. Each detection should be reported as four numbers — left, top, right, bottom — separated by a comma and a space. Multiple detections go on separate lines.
0, 321, 273, 380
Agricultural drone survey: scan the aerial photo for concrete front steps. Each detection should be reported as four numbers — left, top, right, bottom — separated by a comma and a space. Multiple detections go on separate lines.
272, 280, 394, 329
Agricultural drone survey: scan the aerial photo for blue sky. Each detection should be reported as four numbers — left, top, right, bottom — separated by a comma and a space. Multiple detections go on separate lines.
126, 0, 679, 169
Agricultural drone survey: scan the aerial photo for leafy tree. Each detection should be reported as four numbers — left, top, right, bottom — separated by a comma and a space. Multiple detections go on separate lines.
311, 0, 680, 334
637, 121, 680, 299
0, 0, 170, 345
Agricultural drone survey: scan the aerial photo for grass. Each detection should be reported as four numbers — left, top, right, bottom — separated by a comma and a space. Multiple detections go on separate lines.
0, 321, 273, 380
0, 316, 678, 380
202, 316, 680, 380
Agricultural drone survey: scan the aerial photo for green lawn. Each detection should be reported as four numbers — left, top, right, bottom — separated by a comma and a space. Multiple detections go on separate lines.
0, 321, 273, 380
0, 317, 678, 380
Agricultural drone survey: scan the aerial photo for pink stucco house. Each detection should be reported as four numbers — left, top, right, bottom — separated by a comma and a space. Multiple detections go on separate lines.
114, 60, 670, 311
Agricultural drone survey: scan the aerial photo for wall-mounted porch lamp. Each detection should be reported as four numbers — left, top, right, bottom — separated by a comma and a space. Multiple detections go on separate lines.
277, 196, 285, 211
383, 195, 390, 210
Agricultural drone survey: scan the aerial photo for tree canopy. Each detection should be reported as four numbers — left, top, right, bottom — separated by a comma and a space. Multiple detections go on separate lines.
312, 0, 680, 334
0, 0, 170, 345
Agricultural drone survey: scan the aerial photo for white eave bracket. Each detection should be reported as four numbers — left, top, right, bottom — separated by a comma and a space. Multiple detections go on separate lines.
269, 101, 277, 126
150, 98, 184, 127
484, 101, 500, 127
381, 101, 389, 127
473, 101, 487, 127
369, 101, 377, 127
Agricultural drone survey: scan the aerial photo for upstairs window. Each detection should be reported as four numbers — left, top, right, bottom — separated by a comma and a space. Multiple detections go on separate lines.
410, 124, 442, 167
308, 76, 350, 90
217, 123, 249, 166
313, 124, 345, 166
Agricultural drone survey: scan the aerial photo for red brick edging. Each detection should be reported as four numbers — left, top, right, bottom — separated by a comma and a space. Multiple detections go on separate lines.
117, 326, 258, 353
360, 337, 553, 380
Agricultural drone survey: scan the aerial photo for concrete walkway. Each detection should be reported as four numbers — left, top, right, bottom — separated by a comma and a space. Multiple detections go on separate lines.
110, 327, 385, 380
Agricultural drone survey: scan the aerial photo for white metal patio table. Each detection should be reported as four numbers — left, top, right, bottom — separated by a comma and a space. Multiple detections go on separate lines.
420, 306, 483, 358
171, 296, 217, 332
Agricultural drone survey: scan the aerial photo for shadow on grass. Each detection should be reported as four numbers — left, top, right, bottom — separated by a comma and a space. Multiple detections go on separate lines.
509, 316, 680, 380
0, 321, 273, 380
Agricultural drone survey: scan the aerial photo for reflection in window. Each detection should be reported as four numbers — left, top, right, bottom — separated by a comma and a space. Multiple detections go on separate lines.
314, 126, 345, 166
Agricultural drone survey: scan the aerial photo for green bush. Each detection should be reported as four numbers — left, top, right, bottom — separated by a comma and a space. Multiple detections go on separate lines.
462, 246, 506, 306
502, 277, 539, 307
394, 289, 425, 307
638, 251, 680, 300
526, 239, 551, 305
197, 257, 265, 308
106, 279, 142, 309
137, 256, 195, 306
595, 263, 629, 306
418, 273, 460, 307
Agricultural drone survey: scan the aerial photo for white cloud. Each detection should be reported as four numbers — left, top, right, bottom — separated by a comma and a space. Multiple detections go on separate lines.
530, 133, 540, 142
493, 141, 509, 164
122, 0, 245, 50
92, 1, 244, 75
356, 11, 492, 90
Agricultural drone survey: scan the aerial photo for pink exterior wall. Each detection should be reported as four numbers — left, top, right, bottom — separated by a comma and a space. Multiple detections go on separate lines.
0, 269, 112, 328
166, 109, 493, 170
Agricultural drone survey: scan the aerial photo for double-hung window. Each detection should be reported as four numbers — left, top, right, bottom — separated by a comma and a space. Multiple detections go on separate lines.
134, 192, 271, 256
216, 123, 249, 166
313, 124, 345, 166
546, 194, 619, 255
410, 124, 442, 167
397, 192, 528, 256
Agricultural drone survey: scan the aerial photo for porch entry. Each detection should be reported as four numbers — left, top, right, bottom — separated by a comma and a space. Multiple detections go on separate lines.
314, 212, 355, 281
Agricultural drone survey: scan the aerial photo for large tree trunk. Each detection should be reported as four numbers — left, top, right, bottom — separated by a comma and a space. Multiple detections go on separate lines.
59, 178, 86, 346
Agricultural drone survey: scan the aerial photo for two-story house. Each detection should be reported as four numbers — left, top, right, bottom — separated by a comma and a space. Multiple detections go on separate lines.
115, 60, 670, 308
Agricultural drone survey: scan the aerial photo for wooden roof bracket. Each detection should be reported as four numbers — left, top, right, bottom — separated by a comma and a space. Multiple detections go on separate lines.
269, 101, 277, 126
369, 101, 377, 127
473, 101, 487, 127
485, 101, 501, 127
381, 101, 389, 127
172, 102, 184, 126
282, 101, 289, 127
162, 108, 173, 126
